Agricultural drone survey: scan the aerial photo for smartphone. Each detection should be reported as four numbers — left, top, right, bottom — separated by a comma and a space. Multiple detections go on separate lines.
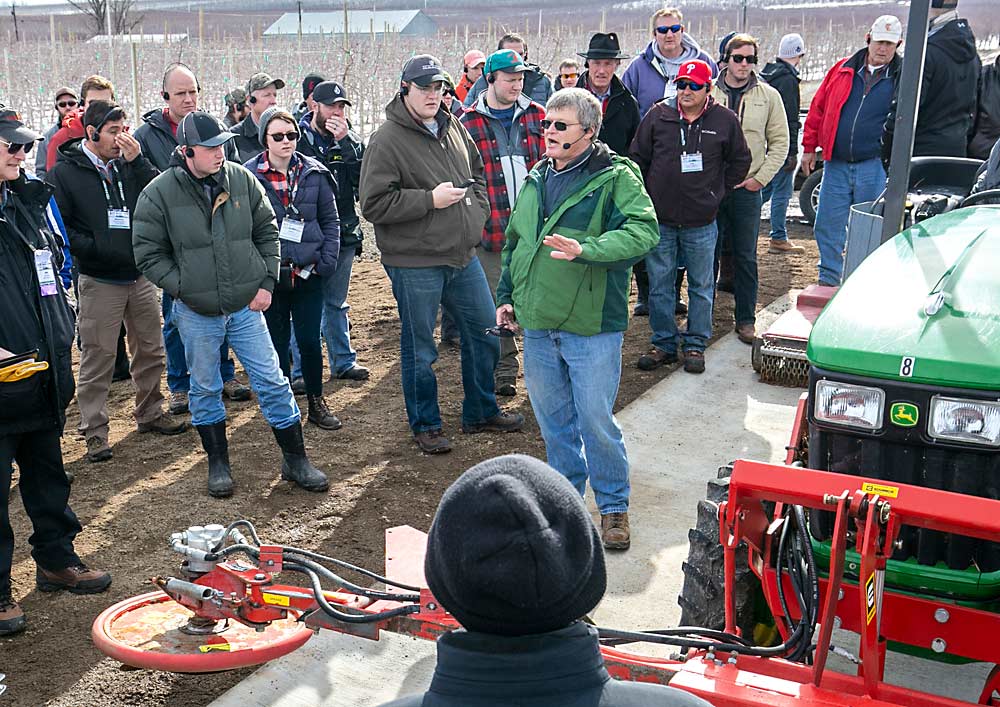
458, 178, 476, 188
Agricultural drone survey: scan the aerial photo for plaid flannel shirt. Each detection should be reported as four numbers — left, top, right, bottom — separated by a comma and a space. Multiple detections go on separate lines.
257, 152, 302, 210
460, 98, 546, 252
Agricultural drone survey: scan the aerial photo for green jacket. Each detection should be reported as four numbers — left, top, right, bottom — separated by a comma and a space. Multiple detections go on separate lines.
497, 143, 659, 336
132, 157, 280, 316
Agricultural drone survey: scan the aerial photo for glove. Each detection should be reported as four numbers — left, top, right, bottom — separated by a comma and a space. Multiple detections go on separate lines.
783, 155, 797, 172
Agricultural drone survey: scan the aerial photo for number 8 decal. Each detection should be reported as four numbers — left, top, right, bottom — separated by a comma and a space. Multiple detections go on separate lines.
899, 356, 915, 378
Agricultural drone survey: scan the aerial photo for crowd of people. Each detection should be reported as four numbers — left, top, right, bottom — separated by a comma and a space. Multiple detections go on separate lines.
1, 8, 996, 698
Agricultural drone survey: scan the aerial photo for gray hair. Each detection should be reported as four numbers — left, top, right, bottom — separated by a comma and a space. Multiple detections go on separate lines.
545, 88, 602, 137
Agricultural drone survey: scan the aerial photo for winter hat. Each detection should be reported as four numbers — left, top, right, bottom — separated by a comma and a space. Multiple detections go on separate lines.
424, 454, 607, 636
778, 33, 806, 59
257, 105, 297, 147
719, 31, 737, 62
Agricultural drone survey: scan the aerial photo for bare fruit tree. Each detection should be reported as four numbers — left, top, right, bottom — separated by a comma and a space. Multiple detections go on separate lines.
66, 0, 143, 36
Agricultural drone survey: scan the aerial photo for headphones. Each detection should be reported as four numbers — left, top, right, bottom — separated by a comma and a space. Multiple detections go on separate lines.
249, 95, 258, 105
399, 83, 409, 97
185, 147, 195, 158
487, 72, 496, 84
161, 62, 202, 102
86, 104, 124, 144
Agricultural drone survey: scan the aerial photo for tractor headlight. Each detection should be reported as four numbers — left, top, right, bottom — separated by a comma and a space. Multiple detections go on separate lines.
814, 381, 885, 431
928, 396, 1000, 447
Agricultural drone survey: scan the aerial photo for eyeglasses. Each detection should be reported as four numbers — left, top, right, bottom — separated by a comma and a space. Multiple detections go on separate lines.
1, 139, 32, 155
655, 24, 684, 34
56, 100, 78, 109
560, 72, 579, 80
676, 80, 707, 92
267, 131, 299, 142
730, 54, 759, 64
541, 119, 581, 131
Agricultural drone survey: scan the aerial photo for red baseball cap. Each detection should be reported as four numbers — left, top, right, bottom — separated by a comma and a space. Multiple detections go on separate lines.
675, 60, 712, 86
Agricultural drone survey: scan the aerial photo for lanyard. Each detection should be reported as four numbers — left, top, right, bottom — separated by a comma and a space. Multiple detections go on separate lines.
99, 164, 127, 210
680, 120, 703, 155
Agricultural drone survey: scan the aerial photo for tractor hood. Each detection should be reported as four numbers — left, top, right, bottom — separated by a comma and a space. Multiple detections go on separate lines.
807, 206, 1000, 390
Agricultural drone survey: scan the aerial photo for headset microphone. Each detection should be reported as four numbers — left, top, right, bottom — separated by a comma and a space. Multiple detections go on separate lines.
561, 130, 590, 150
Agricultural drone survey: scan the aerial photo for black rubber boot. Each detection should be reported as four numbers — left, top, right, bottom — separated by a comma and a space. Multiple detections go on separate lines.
196, 421, 233, 498
633, 260, 649, 315
272, 422, 329, 492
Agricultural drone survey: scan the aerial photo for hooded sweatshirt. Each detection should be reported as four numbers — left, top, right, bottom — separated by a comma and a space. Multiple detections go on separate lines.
622, 35, 719, 117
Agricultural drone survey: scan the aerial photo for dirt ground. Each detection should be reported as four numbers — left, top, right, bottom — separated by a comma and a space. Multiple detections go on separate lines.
3, 217, 818, 707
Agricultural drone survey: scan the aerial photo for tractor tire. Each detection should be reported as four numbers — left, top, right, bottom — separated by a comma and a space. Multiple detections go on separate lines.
799, 170, 823, 225
678, 465, 772, 643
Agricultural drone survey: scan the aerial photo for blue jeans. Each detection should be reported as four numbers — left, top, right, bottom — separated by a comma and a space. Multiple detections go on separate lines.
265, 276, 324, 396
291, 247, 360, 379
162, 292, 236, 393
761, 167, 794, 241
813, 158, 886, 285
522, 329, 629, 515
647, 223, 718, 354
717, 187, 763, 327
172, 301, 300, 429
384, 258, 500, 433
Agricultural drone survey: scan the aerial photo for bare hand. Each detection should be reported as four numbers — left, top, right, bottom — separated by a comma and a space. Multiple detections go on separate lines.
325, 116, 349, 141
737, 177, 764, 192
800, 152, 817, 177
496, 304, 519, 332
115, 132, 142, 162
543, 233, 583, 261
431, 182, 466, 209
249, 288, 272, 312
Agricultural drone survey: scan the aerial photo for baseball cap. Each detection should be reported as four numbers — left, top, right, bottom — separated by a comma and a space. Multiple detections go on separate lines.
463, 50, 486, 69
870, 15, 903, 43
224, 87, 247, 108
0, 108, 43, 145
484, 49, 529, 76
53, 86, 78, 102
178, 111, 235, 148
301, 73, 326, 100
246, 72, 286, 95
312, 81, 352, 107
778, 33, 806, 59
401, 54, 448, 87
675, 59, 713, 86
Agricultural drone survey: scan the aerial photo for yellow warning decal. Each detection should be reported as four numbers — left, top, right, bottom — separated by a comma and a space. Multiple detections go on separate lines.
865, 573, 877, 625
262, 592, 290, 607
861, 482, 899, 499
199, 643, 231, 653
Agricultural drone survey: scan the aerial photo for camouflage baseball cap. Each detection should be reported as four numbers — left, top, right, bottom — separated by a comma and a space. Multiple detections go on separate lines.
245, 72, 286, 95
224, 87, 247, 107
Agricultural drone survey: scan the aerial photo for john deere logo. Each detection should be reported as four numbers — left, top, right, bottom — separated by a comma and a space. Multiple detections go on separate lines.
890, 402, 919, 427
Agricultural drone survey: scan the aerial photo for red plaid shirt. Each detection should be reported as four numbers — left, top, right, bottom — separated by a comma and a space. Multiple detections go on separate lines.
257, 152, 302, 210
460, 98, 546, 251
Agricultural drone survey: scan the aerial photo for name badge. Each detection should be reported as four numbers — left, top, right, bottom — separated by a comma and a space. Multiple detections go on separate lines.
108, 209, 131, 230
34, 250, 58, 297
681, 152, 704, 174
279, 218, 305, 243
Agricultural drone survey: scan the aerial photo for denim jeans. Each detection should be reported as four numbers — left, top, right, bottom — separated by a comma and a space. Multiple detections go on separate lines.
291, 247, 360, 380
813, 158, 887, 285
265, 276, 324, 397
162, 292, 236, 393
646, 222, 718, 354
384, 258, 500, 433
522, 329, 629, 515
172, 300, 300, 429
717, 187, 763, 327
761, 167, 794, 241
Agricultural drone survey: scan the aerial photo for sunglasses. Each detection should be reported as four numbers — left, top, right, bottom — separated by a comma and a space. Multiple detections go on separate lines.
540, 119, 581, 131
57, 100, 78, 109
655, 24, 684, 34
730, 55, 759, 64
560, 72, 579, 80
267, 131, 299, 142
1, 139, 32, 155
676, 80, 707, 92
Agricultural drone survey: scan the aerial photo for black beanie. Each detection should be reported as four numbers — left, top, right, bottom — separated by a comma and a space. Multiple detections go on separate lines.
424, 454, 607, 636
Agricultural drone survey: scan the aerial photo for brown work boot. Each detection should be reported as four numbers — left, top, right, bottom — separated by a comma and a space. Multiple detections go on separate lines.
138, 413, 189, 435
769, 238, 805, 254
601, 512, 631, 551
414, 429, 452, 454
462, 410, 524, 434
85, 435, 112, 463
736, 323, 755, 345
637, 348, 679, 371
168, 391, 189, 415
222, 378, 252, 401
0, 592, 26, 636
36, 564, 112, 594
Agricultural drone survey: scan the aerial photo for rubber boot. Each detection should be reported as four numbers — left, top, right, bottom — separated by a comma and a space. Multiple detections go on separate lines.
272, 422, 329, 492
717, 254, 735, 293
196, 421, 233, 498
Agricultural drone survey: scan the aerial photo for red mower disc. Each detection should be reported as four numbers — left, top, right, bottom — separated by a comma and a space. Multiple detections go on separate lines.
92, 591, 314, 672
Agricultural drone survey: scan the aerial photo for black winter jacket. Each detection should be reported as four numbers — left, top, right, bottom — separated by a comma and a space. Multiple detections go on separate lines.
970, 55, 1000, 160
577, 73, 641, 157
245, 151, 340, 277
883, 17, 981, 161
377, 623, 712, 707
47, 140, 158, 281
231, 114, 265, 163
760, 58, 801, 163
0, 174, 77, 435
134, 108, 238, 172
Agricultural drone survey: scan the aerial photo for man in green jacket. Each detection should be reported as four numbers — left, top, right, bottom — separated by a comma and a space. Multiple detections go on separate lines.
360, 55, 523, 455
496, 88, 659, 551
132, 111, 329, 498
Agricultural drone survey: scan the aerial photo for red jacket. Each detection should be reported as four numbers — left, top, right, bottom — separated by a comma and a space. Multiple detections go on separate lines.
46, 109, 86, 168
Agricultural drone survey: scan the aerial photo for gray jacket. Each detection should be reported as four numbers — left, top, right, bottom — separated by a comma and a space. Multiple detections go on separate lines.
972, 137, 1000, 194
33, 123, 61, 180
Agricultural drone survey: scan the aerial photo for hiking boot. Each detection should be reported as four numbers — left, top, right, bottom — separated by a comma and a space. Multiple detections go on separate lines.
335, 365, 370, 381
36, 564, 112, 594
273, 423, 329, 492
736, 323, 755, 345
683, 349, 706, 374
85, 435, 112, 463
290, 377, 307, 396
0, 592, 26, 636
307, 395, 342, 430
769, 238, 805, 254
414, 429, 452, 454
637, 348, 678, 371
495, 380, 517, 397
632, 301, 649, 316
197, 421, 233, 498
168, 391, 189, 415
601, 512, 631, 551
138, 414, 189, 435
462, 411, 524, 434
222, 378, 252, 401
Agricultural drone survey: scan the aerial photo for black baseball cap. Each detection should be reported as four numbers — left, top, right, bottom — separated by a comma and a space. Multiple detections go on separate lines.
302, 73, 326, 100
313, 81, 352, 107
0, 108, 42, 145
401, 54, 447, 87
178, 111, 235, 148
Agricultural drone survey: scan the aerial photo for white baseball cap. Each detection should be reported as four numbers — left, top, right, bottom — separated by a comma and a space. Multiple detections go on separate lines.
870, 15, 903, 43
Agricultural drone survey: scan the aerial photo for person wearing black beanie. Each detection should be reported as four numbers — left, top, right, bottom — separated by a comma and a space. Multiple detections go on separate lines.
378, 454, 713, 707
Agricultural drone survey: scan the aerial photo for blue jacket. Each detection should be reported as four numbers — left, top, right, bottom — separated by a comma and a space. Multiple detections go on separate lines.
622, 39, 718, 118
831, 50, 896, 163
245, 151, 340, 278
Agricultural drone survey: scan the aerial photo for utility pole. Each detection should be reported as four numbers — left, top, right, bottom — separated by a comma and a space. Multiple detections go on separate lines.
10, 3, 18, 42
740, 0, 748, 33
